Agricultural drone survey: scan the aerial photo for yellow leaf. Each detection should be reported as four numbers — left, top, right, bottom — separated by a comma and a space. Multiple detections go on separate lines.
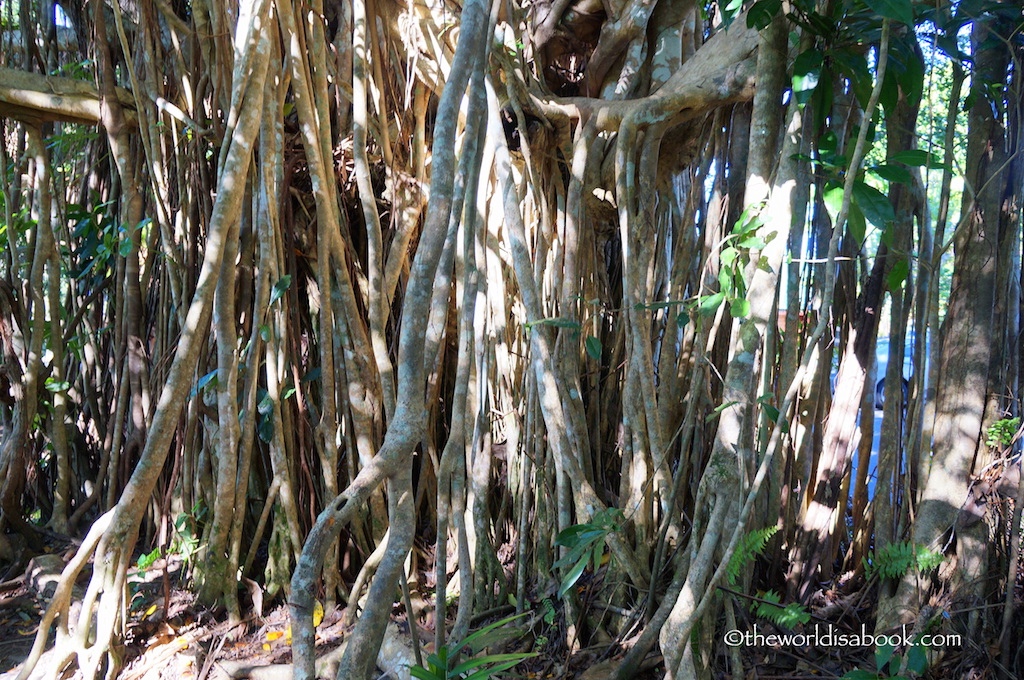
145, 604, 158, 617
313, 600, 324, 628
266, 631, 284, 641
262, 643, 271, 651
285, 625, 292, 642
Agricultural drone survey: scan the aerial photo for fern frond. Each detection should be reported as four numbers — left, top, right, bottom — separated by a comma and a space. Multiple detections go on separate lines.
726, 526, 779, 584
864, 541, 944, 581
751, 590, 811, 628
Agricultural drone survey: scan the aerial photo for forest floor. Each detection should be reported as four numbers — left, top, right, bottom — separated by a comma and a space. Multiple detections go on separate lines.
0, 540, 998, 680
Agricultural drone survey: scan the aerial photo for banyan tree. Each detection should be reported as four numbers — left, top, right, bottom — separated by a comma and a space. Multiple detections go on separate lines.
0, 0, 1022, 679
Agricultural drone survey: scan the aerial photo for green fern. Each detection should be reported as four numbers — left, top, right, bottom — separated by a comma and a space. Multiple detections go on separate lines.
726, 526, 779, 585
864, 541, 943, 581
750, 590, 811, 628
540, 598, 556, 626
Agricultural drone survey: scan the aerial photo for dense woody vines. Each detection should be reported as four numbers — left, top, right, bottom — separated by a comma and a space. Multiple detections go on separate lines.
0, 1, 1021, 680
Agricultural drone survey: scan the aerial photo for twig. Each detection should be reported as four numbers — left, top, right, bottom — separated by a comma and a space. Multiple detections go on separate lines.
0, 574, 26, 592
469, 603, 516, 625
196, 634, 228, 680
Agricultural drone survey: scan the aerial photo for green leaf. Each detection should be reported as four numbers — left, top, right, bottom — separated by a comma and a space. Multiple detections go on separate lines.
553, 539, 602, 571
737, 236, 767, 249
464, 657, 538, 680
818, 130, 839, 154
869, 164, 913, 184
863, 0, 914, 26
888, 257, 910, 291
676, 311, 690, 328
720, 246, 739, 267
718, 268, 734, 295
792, 49, 823, 104
301, 366, 322, 382
887, 652, 901, 677
450, 653, 538, 678
720, 0, 743, 29
257, 393, 275, 415
270, 275, 292, 306
776, 602, 811, 627
585, 335, 602, 360
259, 324, 271, 342
726, 527, 779, 584
706, 400, 739, 422
746, 0, 782, 29
875, 641, 897, 670
44, 379, 71, 392
190, 370, 218, 398
822, 183, 845, 226
906, 641, 928, 674
730, 299, 751, 318
842, 670, 881, 680
558, 556, 589, 598
552, 533, 602, 569
698, 292, 725, 317
428, 649, 447, 670
889, 149, 945, 168
451, 613, 531, 659
852, 181, 895, 228
409, 666, 441, 680
879, 65, 900, 116
541, 597, 556, 625
848, 203, 867, 246
257, 416, 274, 443
554, 523, 606, 549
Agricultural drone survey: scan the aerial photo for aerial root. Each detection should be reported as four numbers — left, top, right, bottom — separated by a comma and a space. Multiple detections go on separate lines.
16, 512, 113, 680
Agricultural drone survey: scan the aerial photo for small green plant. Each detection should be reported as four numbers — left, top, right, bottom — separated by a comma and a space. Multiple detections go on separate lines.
552, 508, 624, 598
410, 613, 537, 680
986, 417, 1020, 449
726, 526, 779, 584
864, 542, 943, 581
843, 639, 928, 680
172, 501, 207, 565
696, 202, 777, 319
540, 597, 556, 625
749, 590, 811, 628
130, 546, 163, 603
135, 546, 162, 574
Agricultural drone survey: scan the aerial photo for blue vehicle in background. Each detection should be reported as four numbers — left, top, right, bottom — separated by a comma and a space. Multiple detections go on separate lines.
872, 331, 929, 410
